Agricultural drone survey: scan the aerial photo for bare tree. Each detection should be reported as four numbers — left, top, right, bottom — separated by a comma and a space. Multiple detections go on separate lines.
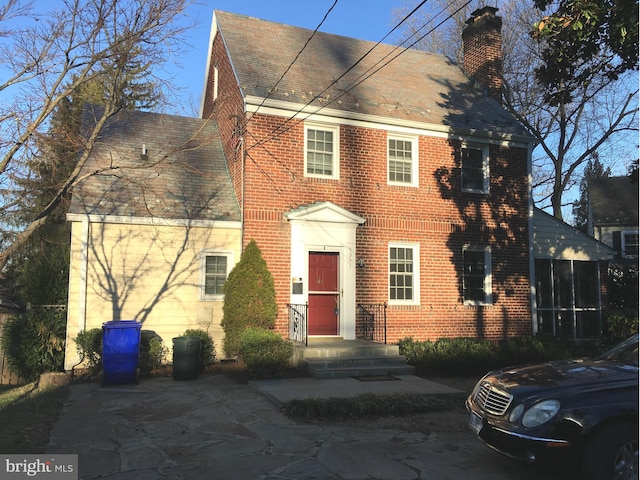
0, 0, 194, 271
393, 0, 638, 221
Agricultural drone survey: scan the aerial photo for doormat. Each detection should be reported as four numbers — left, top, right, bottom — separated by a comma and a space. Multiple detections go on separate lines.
352, 375, 401, 382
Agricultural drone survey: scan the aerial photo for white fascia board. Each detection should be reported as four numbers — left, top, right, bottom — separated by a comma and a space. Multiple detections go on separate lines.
201, 12, 247, 117
66, 213, 241, 230
245, 96, 535, 149
199, 11, 218, 118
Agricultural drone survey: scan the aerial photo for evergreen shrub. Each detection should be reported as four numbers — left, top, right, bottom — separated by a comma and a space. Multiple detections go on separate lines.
604, 311, 639, 346
399, 335, 607, 377
238, 327, 293, 379
1, 308, 66, 382
182, 328, 216, 371
75, 328, 102, 372
221, 240, 277, 357
139, 331, 168, 375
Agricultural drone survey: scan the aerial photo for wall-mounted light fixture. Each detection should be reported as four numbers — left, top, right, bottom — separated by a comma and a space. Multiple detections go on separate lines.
356, 257, 365, 268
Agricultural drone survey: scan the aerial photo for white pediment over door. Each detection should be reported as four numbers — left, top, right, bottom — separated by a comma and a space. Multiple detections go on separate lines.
285, 201, 366, 225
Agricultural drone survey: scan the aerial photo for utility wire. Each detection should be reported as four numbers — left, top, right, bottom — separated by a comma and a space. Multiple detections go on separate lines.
248, 0, 473, 152
246, 0, 431, 152
246, 0, 339, 124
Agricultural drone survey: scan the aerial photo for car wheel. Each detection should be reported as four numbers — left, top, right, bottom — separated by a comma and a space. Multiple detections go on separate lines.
582, 424, 638, 480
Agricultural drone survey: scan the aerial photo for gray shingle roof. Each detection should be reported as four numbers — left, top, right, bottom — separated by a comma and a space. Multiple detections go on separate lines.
69, 107, 240, 222
214, 10, 531, 140
589, 176, 639, 227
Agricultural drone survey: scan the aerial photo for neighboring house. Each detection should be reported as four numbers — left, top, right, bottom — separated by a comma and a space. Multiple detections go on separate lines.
64, 108, 241, 370
588, 176, 639, 262
587, 175, 639, 316
531, 208, 614, 339
200, 7, 537, 343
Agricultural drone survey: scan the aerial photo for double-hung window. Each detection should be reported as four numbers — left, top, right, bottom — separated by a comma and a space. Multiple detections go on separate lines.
201, 251, 232, 300
305, 123, 339, 179
461, 145, 489, 193
389, 243, 419, 304
388, 134, 418, 186
462, 246, 492, 304
622, 231, 639, 258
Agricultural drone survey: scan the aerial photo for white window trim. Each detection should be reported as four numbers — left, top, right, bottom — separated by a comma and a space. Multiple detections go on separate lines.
621, 230, 639, 258
387, 133, 419, 187
461, 144, 490, 193
200, 250, 234, 301
304, 121, 340, 180
388, 242, 420, 306
462, 245, 492, 305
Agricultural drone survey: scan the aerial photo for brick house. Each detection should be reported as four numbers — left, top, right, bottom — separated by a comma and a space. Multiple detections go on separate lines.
200, 7, 536, 344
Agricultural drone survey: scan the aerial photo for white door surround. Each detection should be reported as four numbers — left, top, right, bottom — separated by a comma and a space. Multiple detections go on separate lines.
285, 202, 365, 339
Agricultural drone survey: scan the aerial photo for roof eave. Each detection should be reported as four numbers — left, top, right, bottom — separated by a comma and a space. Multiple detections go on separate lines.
244, 95, 536, 147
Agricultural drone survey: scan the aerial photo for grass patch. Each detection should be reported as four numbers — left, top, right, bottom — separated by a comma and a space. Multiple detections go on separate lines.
0, 383, 69, 453
282, 393, 455, 420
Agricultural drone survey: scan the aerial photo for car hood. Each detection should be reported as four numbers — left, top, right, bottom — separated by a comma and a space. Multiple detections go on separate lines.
489, 359, 638, 394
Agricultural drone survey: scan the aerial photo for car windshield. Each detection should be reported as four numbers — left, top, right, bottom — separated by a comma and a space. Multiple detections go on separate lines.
598, 334, 639, 366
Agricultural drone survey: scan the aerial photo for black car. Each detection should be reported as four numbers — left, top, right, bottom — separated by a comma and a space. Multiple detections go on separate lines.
466, 335, 639, 480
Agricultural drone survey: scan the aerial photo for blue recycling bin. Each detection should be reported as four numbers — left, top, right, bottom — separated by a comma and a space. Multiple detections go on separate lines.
102, 320, 142, 385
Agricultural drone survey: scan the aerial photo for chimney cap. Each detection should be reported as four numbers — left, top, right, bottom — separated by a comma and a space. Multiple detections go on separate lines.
466, 6, 499, 25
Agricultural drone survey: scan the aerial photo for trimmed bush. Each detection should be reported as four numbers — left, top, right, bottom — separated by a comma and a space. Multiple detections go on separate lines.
238, 327, 293, 379
221, 240, 277, 357
0, 309, 66, 382
498, 335, 547, 366
75, 328, 103, 372
182, 329, 216, 371
282, 393, 450, 420
139, 331, 168, 375
399, 335, 607, 377
603, 311, 639, 346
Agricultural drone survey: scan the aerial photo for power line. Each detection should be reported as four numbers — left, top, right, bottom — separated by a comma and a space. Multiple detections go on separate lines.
241, 0, 473, 196
246, 0, 431, 152
246, 0, 340, 124
246, 0, 476, 153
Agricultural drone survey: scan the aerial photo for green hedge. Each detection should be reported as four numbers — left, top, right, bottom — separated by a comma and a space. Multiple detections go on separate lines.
75, 328, 103, 372
75, 327, 170, 376
238, 327, 293, 379
1, 309, 66, 381
399, 335, 604, 377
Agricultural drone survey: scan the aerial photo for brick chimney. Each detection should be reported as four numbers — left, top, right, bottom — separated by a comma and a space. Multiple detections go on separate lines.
462, 6, 503, 102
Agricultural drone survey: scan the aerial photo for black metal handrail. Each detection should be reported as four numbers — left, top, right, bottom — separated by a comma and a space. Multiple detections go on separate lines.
357, 303, 387, 344
287, 303, 308, 345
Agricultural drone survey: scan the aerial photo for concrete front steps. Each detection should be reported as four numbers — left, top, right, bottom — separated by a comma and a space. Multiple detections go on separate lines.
293, 338, 415, 379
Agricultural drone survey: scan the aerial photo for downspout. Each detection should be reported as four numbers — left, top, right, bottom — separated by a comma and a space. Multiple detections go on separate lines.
527, 143, 538, 335
240, 134, 245, 246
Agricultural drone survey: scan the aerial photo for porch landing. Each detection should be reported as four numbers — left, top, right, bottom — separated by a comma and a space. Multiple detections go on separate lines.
293, 338, 415, 379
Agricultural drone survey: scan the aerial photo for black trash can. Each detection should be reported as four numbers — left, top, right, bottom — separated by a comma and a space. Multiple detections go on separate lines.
102, 320, 142, 385
172, 336, 202, 380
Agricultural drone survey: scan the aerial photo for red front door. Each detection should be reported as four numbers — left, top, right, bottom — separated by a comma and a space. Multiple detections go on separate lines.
308, 252, 339, 335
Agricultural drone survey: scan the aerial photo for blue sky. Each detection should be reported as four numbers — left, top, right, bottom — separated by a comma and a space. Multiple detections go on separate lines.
171, 1, 405, 115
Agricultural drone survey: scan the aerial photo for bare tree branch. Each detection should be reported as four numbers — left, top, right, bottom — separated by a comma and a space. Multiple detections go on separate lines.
0, 0, 195, 271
